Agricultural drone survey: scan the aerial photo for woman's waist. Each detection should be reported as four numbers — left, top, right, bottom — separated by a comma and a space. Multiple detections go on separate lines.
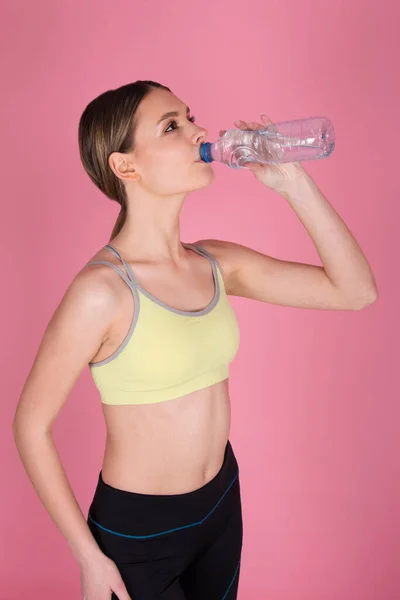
101, 384, 231, 495
101, 433, 230, 495
88, 437, 240, 539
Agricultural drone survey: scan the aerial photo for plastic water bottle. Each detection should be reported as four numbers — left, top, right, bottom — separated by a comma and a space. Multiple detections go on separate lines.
199, 117, 335, 169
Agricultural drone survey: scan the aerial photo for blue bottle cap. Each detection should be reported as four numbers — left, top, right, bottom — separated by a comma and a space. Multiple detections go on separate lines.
199, 142, 214, 163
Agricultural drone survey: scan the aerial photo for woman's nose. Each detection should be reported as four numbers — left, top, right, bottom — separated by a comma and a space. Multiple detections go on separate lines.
193, 126, 208, 144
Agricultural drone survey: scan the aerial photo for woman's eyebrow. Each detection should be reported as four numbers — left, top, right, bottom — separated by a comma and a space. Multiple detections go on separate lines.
157, 106, 190, 125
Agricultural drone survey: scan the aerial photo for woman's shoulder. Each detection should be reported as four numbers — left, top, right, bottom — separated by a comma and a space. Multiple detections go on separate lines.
191, 238, 242, 279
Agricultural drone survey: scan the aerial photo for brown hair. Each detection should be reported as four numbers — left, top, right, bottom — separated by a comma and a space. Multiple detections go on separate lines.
78, 80, 171, 240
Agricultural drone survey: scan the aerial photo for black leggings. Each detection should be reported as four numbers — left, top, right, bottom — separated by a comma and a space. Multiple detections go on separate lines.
87, 440, 243, 599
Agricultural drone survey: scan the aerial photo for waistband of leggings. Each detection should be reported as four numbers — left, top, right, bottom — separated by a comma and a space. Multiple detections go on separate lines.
88, 439, 239, 538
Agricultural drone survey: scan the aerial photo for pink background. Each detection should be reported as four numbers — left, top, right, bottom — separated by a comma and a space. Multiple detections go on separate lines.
1, 0, 399, 598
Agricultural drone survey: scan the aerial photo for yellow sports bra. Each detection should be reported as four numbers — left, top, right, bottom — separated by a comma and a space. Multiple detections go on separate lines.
86, 243, 240, 405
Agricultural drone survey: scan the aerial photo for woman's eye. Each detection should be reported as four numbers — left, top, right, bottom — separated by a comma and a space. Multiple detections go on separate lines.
165, 115, 196, 133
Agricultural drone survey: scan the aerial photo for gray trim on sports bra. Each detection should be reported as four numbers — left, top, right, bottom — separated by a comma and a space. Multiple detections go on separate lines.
86, 242, 221, 367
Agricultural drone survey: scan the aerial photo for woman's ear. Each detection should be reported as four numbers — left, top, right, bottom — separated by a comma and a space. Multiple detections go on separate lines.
108, 152, 140, 182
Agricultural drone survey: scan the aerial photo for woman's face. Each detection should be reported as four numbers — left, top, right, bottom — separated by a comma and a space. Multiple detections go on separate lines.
130, 88, 215, 196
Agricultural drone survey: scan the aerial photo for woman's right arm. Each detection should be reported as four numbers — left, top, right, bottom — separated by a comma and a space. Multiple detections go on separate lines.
12, 266, 132, 600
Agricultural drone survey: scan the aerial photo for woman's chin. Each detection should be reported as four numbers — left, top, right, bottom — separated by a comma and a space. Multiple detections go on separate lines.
193, 165, 215, 188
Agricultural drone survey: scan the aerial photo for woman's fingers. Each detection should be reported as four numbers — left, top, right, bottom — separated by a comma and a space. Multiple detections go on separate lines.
234, 120, 261, 131
234, 120, 250, 129
260, 113, 274, 126
220, 113, 275, 137
234, 114, 275, 131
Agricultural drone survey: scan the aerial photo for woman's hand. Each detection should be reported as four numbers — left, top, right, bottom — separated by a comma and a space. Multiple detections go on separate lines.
80, 551, 131, 600
219, 113, 308, 194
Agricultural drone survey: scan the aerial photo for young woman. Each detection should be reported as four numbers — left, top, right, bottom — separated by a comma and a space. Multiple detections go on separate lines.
12, 80, 378, 600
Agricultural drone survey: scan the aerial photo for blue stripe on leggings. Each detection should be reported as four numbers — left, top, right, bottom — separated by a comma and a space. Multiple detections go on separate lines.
222, 559, 241, 600
88, 470, 239, 539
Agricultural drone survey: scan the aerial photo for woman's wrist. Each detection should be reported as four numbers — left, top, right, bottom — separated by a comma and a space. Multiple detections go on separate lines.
73, 537, 104, 566
277, 164, 313, 199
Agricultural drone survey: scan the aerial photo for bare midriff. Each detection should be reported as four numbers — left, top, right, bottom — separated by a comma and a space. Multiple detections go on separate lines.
100, 378, 231, 495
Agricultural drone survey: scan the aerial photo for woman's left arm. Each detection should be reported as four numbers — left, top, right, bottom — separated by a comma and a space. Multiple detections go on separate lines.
195, 115, 379, 311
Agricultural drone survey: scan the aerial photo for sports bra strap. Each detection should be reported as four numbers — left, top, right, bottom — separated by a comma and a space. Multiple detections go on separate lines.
186, 243, 222, 274
105, 242, 219, 279
104, 244, 138, 285
86, 242, 220, 290
85, 260, 135, 290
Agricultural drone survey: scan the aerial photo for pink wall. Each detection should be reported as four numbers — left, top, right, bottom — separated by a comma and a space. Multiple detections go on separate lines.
1, 0, 398, 598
